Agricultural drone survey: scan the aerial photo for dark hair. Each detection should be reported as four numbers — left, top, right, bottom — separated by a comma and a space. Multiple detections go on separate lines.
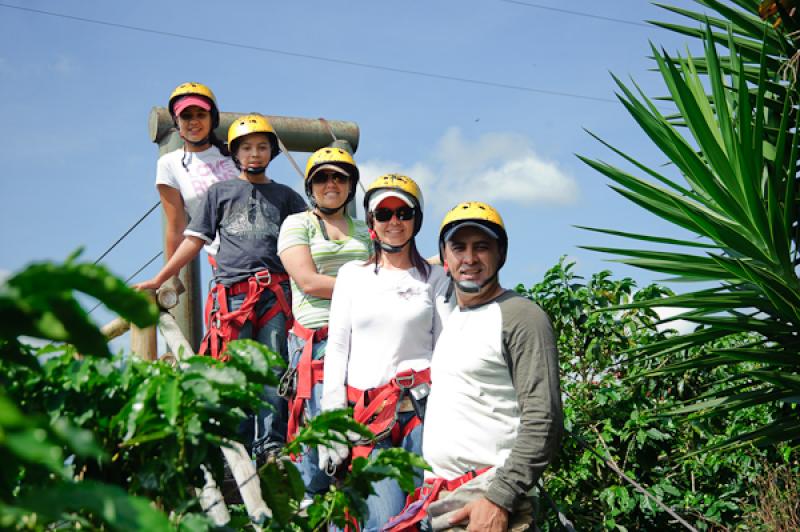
365, 238, 431, 281
209, 130, 229, 157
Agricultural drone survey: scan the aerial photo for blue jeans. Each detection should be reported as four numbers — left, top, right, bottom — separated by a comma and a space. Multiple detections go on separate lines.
333, 410, 425, 532
287, 331, 329, 495
227, 281, 290, 457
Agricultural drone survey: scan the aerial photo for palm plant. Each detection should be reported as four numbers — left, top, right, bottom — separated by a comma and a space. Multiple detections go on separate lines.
580, 0, 800, 448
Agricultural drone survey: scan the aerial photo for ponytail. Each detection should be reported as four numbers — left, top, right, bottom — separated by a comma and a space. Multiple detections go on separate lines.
209, 130, 229, 157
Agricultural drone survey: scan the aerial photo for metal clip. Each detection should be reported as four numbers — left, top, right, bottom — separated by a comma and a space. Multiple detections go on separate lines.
277, 367, 296, 398
254, 270, 272, 286
395, 373, 416, 391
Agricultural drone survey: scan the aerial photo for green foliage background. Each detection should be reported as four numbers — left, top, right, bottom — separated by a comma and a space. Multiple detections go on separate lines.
518, 258, 798, 531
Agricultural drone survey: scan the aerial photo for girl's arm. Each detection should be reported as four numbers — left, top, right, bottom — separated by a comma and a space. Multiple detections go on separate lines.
157, 185, 187, 260
279, 245, 336, 299
135, 236, 204, 290
321, 265, 355, 411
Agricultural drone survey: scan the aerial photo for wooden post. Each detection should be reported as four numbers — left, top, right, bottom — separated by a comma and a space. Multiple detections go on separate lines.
130, 288, 157, 360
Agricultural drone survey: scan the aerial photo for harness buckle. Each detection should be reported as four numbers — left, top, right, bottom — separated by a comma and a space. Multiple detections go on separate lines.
395, 373, 416, 391
254, 270, 272, 286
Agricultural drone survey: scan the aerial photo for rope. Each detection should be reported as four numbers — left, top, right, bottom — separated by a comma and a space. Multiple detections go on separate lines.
93, 201, 160, 264
568, 428, 699, 532
88, 251, 163, 315
274, 134, 306, 182
537, 479, 576, 532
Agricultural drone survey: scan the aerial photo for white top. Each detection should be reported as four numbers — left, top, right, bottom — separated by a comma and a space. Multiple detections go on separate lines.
321, 261, 452, 410
155, 145, 238, 254
423, 300, 520, 480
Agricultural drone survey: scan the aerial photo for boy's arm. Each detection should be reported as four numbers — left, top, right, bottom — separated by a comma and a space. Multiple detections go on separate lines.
135, 236, 204, 290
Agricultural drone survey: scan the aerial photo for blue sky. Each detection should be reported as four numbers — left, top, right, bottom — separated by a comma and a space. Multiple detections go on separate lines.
0, 0, 710, 329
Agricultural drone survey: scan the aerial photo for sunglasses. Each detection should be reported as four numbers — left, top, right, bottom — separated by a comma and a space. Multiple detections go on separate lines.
373, 206, 416, 222
311, 172, 349, 186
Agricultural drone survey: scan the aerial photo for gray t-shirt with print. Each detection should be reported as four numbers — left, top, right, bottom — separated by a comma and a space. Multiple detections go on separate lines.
186, 178, 307, 285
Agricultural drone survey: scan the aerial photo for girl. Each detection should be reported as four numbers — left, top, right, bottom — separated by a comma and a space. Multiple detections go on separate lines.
156, 82, 238, 259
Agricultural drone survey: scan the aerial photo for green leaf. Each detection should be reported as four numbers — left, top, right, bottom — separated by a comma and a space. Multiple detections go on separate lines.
156, 378, 181, 426
15, 480, 171, 531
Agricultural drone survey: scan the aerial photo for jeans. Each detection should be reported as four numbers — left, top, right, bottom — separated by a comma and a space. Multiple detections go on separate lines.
287, 331, 329, 495
333, 409, 425, 532
227, 281, 290, 457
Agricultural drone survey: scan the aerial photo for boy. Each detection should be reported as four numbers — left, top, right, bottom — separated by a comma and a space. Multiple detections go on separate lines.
137, 113, 307, 460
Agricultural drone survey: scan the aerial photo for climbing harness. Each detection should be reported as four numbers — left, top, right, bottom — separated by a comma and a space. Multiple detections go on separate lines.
281, 321, 329, 444
346, 367, 431, 462
199, 269, 292, 361
381, 467, 491, 532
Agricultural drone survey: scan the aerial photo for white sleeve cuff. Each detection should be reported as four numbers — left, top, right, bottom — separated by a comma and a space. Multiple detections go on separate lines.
184, 229, 213, 245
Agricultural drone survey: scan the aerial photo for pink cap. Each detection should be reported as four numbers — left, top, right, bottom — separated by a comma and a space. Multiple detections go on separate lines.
173, 95, 211, 116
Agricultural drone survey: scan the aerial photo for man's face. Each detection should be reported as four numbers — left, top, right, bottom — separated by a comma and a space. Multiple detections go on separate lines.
444, 226, 501, 287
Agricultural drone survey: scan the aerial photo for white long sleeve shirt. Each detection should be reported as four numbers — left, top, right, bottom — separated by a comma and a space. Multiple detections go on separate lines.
321, 261, 452, 411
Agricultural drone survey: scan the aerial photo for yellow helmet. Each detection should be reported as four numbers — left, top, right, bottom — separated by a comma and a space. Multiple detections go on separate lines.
304, 147, 360, 212
168, 82, 219, 127
227, 114, 280, 162
439, 201, 508, 267
363, 174, 424, 235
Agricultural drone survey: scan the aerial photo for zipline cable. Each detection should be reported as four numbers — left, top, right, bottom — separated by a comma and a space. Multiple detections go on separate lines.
499, 0, 652, 28
0, 2, 617, 104
88, 251, 163, 315
93, 201, 160, 265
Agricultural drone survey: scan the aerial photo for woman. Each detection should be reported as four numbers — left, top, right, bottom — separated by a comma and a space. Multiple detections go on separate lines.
320, 174, 452, 530
277, 147, 371, 495
156, 82, 238, 260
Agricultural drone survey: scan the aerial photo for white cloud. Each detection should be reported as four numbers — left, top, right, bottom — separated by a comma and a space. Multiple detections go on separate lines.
359, 127, 578, 215
654, 306, 697, 335
0, 269, 10, 284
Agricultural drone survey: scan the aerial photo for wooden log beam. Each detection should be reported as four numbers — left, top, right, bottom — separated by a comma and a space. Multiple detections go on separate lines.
196, 465, 230, 526
101, 317, 130, 340
158, 311, 194, 361
221, 442, 271, 524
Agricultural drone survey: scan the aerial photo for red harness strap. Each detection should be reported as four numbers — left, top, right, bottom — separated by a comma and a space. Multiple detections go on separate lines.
381, 467, 492, 532
346, 368, 431, 461
285, 321, 328, 444
199, 271, 292, 362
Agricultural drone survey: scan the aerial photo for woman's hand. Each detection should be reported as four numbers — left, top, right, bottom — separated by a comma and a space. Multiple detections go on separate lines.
134, 278, 163, 291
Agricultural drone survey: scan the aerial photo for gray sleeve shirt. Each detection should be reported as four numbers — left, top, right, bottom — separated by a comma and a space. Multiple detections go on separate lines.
422, 290, 563, 511
488, 291, 563, 510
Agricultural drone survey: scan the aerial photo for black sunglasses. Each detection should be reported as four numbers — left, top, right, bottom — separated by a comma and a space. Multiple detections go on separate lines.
311, 172, 349, 186
373, 206, 416, 222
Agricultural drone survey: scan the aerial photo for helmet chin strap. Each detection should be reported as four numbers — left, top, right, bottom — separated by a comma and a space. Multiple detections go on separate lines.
454, 271, 499, 295
185, 136, 210, 147
317, 204, 344, 215
245, 165, 267, 175
378, 240, 409, 253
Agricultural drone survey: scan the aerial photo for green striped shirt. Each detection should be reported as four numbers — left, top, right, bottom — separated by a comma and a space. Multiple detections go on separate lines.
277, 210, 371, 329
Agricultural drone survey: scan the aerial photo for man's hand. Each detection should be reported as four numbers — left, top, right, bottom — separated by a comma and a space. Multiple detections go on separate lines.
448, 496, 509, 531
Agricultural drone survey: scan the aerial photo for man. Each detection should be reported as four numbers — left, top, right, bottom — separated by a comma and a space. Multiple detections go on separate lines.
384, 201, 563, 532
